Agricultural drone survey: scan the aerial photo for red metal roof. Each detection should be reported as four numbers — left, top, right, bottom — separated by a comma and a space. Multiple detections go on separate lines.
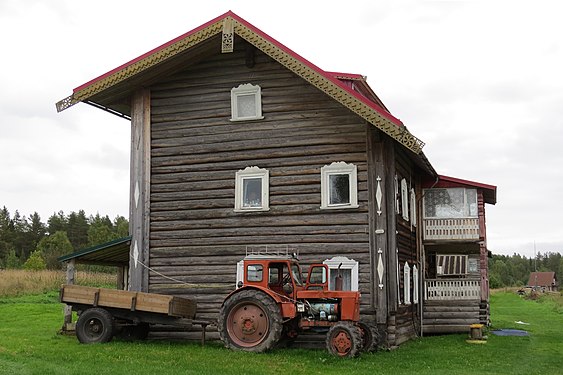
527, 272, 557, 287
71, 11, 403, 127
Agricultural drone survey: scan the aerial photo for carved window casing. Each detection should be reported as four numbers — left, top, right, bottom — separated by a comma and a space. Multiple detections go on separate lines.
234, 166, 269, 212
230, 83, 264, 121
323, 256, 359, 291
320, 162, 359, 210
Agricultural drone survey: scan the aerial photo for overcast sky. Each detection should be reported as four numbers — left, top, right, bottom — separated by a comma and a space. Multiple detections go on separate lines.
1, 0, 562, 258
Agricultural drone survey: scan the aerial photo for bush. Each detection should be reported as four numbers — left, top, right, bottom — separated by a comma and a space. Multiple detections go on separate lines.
23, 251, 47, 271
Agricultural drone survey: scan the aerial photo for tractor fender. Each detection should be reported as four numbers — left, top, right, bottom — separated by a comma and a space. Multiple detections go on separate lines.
222, 286, 283, 306
221, 286, 297, 319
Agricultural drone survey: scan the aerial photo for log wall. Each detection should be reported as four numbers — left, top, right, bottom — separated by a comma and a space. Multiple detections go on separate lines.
147, 37, 372, 322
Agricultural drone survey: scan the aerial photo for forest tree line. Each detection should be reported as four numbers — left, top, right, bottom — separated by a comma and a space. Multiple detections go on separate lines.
1, 206, 562, 289
488, 252, 562, 289
0, 206, 128, 270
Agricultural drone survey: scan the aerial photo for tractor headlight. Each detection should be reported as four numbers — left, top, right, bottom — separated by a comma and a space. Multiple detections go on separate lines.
296, 302, 305, 313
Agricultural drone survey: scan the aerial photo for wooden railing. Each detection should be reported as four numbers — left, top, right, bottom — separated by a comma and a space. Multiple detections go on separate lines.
423, 218, 480, 240
424, 279, 481, 300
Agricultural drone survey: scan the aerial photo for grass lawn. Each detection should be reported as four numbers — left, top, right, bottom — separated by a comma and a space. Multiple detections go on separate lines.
0, 291, 561, 374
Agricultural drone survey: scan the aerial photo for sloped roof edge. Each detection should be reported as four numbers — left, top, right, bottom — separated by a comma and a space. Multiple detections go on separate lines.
55, 11, 425, 154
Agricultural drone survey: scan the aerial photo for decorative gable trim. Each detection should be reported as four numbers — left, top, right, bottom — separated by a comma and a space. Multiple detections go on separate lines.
56, 11, 424, 154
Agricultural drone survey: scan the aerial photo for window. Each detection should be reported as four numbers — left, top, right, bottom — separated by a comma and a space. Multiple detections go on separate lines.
234, 166, 269, 212
403, 262, 411, 305
423, 188, 477, 219
436, 254, 468, 276
321, 162, 359, 209
412, 265, 419, 304
401, 178, 409, 221
468, 258, 479, 274
246, 264, 263, 282
230, 83, 264, 121
410, 188, 417, 226
323, 256, 359, 291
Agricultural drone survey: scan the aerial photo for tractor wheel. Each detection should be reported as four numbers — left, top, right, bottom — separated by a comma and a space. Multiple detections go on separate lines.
357, 321, 379, 352
76, 308, 115, 344
218, 289, 282, 353
326, 321, 362, 358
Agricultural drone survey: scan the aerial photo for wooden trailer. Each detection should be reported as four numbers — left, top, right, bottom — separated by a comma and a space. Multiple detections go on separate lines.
60, 284, 210, 344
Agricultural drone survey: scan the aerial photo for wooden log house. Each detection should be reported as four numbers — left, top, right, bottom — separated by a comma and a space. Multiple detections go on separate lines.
57, 11, 497, 347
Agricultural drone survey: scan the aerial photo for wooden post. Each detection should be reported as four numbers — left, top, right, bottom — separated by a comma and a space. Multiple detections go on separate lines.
129, 89, 151, 292
62, 259, 75, 331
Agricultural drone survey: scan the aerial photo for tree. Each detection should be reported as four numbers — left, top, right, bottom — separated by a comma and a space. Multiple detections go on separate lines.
36, 231, 73, 270
23, 251, 46, 271
113, 215, 129, 238
5, 248, 21, 269
67, 210, 89, 250
88, 214, 114, 246
47, 211, 67, 235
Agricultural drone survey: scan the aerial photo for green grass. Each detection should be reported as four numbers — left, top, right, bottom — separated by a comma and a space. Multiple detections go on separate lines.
0, 291, 562, 374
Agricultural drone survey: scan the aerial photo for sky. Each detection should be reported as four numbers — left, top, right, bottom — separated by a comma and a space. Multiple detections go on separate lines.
1, 0, 562, 258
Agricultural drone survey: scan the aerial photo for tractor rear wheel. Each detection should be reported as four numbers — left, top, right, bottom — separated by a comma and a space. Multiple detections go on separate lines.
326, 321, 362, 358
218, 289, 282, 353
76, 308, 115, 344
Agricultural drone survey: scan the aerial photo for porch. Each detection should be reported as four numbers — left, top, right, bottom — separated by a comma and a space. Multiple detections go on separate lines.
423, 279, 485, 333
423, 218, 480, 241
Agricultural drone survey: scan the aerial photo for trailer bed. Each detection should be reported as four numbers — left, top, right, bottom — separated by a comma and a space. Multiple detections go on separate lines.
60, 284, 196, 318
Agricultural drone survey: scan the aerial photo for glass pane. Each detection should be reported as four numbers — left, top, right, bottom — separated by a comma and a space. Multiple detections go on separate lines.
329, 269, 351, 291
424, 188, 465, 218
329, 174, 350, 205
237, 94, 256, 118
467, 189, 477, 217
247, 264, 263, 282
308, 266, 326, 284
243, 178, 262, 208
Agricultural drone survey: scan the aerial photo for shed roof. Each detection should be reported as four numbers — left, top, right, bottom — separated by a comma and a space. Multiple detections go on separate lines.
56, 10, 426, 156
57, 236, 131, 266
527, 272, 557, 287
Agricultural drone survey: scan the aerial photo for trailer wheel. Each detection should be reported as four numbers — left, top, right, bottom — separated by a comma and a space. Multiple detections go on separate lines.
76, 308, 115, 344
218, 289, 282, 353
326, 321, 362, 358
357, 321, 379, 352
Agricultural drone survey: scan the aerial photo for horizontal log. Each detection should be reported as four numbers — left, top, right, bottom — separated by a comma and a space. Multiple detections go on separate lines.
149, 213, 369, 231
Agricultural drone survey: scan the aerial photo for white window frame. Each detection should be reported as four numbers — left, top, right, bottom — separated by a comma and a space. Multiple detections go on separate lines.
403, 261, 411, 305
230, 83, 264, 121
410, 188, 417, 227
401, 178, 409, 221
323, 256, 359, 291
320, 162, 359, 210
234, 166, 269, 212
413, 265, 419, 304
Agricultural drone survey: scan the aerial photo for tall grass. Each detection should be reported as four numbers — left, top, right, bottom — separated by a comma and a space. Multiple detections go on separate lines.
0, 270, 116, 297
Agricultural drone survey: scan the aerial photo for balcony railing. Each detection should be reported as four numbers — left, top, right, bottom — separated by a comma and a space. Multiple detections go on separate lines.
423, 218, 480, 240
424, 279, 481, 300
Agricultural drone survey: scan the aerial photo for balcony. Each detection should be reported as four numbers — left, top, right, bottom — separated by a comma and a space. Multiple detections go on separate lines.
424, 279, 481, 300
423, 218, 480, 241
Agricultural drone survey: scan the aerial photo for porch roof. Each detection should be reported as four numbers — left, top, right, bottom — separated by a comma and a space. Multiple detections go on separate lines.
57, 236, 131, 267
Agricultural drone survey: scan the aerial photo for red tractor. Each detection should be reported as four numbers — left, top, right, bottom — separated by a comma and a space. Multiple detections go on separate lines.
218, 253, 378, 357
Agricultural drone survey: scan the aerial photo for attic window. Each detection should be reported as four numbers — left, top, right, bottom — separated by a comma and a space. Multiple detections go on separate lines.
320, 162, 359, 210
230, 83, 264, 121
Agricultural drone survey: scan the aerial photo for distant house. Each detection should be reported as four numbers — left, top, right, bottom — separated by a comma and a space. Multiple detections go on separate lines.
56, 11, 497, 347
527, 272, 558, 292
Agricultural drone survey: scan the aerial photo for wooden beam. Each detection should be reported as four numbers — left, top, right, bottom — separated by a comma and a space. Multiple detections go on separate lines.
129, 89, 151, 292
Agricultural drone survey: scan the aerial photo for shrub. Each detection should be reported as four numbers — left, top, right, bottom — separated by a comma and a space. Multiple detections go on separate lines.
23, 251, 47, 271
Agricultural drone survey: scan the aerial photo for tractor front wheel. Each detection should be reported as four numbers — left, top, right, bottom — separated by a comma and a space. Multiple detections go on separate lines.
218, 289, 282, 353
326, 321, 362, 358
